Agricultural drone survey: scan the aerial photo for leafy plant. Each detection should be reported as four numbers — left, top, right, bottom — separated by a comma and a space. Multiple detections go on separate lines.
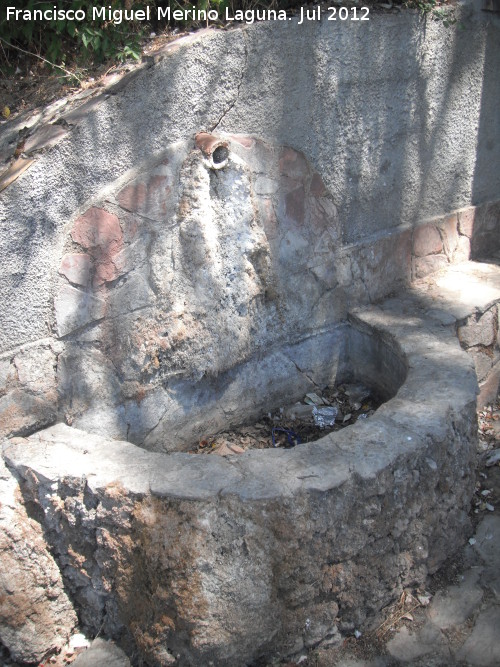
0, 0, 148, 73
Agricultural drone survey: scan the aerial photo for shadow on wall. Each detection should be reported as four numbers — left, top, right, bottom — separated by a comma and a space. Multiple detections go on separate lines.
471, 5, 500, 260
1, 6, 499, 448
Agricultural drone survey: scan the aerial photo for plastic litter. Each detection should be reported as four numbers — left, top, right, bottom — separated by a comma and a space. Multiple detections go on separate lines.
313, 406, 338, 428
69, 633, 90, 649
271, 427, 301, 448
304, 392, 325, 406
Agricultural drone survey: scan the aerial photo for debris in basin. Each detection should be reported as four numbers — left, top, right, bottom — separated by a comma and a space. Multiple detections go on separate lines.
344, 383, 372, 404
271, 427, 301, 448
313, 406, 338, 428
212, 442, 245, 456
304, 392, 327, 406
285, 403, 315, 420
192, 383, 381, 454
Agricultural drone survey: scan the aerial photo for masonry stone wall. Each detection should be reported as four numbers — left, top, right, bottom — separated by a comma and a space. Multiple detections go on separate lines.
0, 5, 500, 663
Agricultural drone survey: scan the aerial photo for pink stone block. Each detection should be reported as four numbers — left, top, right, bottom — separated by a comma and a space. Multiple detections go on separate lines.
118, 175, 168, 212
310, 172, 327, 197
413, 254, 448, 279
439, 214, 459, 257
72, 207, 123, 255
59, 253, 92, 287
413, 223, 443, 258
458, 208, 475, 238
284, 186, 305, 224
279, 147, 308, 181
71, 208, 123, 286
228, 134, 255, 149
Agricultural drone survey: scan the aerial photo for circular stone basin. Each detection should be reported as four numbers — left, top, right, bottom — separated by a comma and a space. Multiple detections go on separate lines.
4, 306, 478, 667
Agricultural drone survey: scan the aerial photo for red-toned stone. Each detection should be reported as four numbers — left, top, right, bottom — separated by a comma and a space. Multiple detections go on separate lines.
72, 207, 123, 255
284, 186, 305, 225
309, 197, 338, 236
439, 214, 459, 257
413, 223, 443, 258
413, 254, 448, 279
279, 147, 308, 181
228, 134, 255, 149
117, 175, 169, 213
458, 208, 475, 237
71, 208, 124, 286
59, 253, 92, 287
310, 172, 327, 197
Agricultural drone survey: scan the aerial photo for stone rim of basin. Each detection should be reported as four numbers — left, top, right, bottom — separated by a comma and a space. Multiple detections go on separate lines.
2, 301, 478, 502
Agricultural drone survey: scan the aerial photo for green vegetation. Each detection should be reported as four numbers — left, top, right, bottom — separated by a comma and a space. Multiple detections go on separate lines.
1, 0, 147, 75
0, 0, 457, 80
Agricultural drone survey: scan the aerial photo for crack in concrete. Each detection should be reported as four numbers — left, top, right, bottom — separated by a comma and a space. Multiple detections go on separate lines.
210, 30, 248, 133
283, 351, 322, 391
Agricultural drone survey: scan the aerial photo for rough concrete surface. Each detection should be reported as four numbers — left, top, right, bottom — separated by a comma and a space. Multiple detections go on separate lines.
2, 272, 483, 666
72, 638, 131, 667
0, 458, 77, 664
0, 2, 499, 665
0, 2, 499, 354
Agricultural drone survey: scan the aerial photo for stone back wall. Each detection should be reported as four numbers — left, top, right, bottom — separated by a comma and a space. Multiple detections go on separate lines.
0, 3, 499, 443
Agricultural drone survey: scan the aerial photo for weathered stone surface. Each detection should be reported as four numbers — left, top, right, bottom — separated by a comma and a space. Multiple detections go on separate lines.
413, 223, 443, 257
72, 207, 122, 253
478, 360, 500, 406
54, 285, 106, 337
469, 349, 493, 383
23, 123, 69, 154
57, 344, 122, 419
387, 621, 450, 662
457, 606, 500, 666
106, 273, 153, 317
117, 160, 176, 221
0, 456, 77, 663
0, 389, 56, 438
439, 214, 459, 258
472, 515, 500, 568
0, 156, 35, 193
71, 207, 123, 286
59, 253, 92, 287
458, 207, 475, 237
413, 254, 448, 279
2, 291, 479, 666
14, 346, 56, 393
426, 568, 483, 629
453, 234, 471, 263
0, 359, 14, 393
413, 261, 500, 322
458, 308, 496, 348
72, 638, 131, 667
471, 202, 500, 261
